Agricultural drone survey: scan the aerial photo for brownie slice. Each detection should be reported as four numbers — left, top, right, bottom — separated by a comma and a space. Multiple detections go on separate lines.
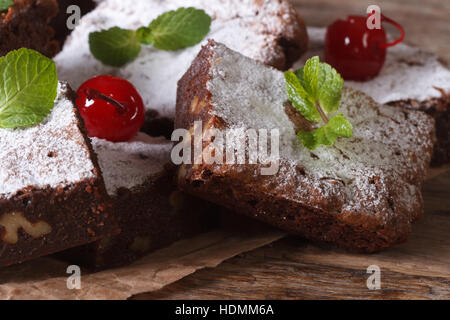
58, 133, 215, 269
175, 41, 435, 253
295, 27, 450, 167
0, 82, 116, 267
54, 0, 308, 136
0, 0, 59, 57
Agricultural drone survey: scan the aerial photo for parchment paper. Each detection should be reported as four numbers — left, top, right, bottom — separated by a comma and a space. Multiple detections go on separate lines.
0, 227, 285, 300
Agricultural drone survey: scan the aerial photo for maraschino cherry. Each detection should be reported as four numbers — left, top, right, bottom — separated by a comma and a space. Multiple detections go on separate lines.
325, 14, 405, 81
76, 75, 145, 142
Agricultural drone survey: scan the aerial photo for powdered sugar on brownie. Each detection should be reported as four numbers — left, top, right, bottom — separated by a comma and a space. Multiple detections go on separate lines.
294, 27, 450, 105
207, 43, 434, 222
0, 83, 96, 198
54, 0, 304, 119
92, 133, 172, 195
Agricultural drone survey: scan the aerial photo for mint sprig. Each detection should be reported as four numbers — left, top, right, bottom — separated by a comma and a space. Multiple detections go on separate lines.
90, 27, 141, 67
0, 48, 58, 129
0, 0, 13, 12
89, 7, 211, 67
285, 56, 353, 150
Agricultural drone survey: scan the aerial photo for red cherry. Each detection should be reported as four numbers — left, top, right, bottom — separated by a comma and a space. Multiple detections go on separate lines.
76, 75, 145, 142
325, 15, 405, 81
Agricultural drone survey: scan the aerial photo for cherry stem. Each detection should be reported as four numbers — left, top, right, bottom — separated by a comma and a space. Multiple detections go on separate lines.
379, 14, 405, 49
316, 103, 329, 124
82, 88, 127, 113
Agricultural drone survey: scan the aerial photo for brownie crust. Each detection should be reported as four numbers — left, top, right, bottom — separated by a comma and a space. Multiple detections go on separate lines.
389, 93, 449, 167
0, 0, 59, 57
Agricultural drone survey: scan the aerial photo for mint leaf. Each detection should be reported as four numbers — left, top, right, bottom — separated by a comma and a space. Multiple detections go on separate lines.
284, 71, 321, 123
316, 61, 344, 114
149, 7, 211, 51
136, 26, 153, 45
0, 48, 58, 129
89, 27, 141, 67
300, 56, 345, 115
285, 56, 352, 150
298, 114, 353, 150
303, 56, 320, 98
0, 0, 13, 12
89, 8, 211, 66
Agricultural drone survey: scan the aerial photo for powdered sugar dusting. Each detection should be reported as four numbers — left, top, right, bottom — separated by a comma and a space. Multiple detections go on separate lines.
92, 133, 172, 196
207, 43, 434, 223
0, 83, 96, 198
294, 27, 450, 104
54, 0, 300, 119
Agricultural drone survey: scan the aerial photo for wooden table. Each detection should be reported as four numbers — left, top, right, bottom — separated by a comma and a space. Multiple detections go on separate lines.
135, 0, 450, 300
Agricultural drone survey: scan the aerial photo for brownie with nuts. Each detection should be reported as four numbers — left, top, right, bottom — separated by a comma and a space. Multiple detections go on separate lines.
0, 82, 116, 267
295, 27, 450, 167
175, 41, 435, 253
58, 133, 215, 269
0, 0, 60, 57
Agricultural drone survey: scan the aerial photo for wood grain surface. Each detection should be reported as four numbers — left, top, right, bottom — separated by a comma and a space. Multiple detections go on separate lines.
135, 0, 450, 300
135, 172, 450, 300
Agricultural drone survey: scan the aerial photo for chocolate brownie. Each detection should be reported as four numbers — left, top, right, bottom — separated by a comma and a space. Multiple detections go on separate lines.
294, 27, 450, 167
58, 133, 215, 269
0, 0, 59, 57
174, 41, 435, 253
51, 0, 96, 45
54, 0, 308, 136
0, 82, 116, 267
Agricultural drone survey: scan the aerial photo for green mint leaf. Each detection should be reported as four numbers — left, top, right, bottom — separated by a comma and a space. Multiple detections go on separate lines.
0, 48, 58, 129
298, 114, 353, 150
136, 26, 153, 45
294, 67, 306, 88
316, 61, 344, 114
285, 56, 351, 150
284, 71, 321, 123
303, 56, 320, 98
89, 27, 141, 67
302, 56, 344, 115
148, 7, 211, 51
0, 0, 13, 12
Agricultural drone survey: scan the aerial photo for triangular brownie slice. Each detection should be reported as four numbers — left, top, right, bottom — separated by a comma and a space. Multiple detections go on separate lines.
175, 41, 435, 252
0, 82, 116, 267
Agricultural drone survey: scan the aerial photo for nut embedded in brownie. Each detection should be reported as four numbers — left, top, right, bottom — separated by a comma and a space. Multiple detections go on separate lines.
0, 0, 59, 57
174, 41, 435, 253
0, 82, 117, 267
57, 133, 216, 269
